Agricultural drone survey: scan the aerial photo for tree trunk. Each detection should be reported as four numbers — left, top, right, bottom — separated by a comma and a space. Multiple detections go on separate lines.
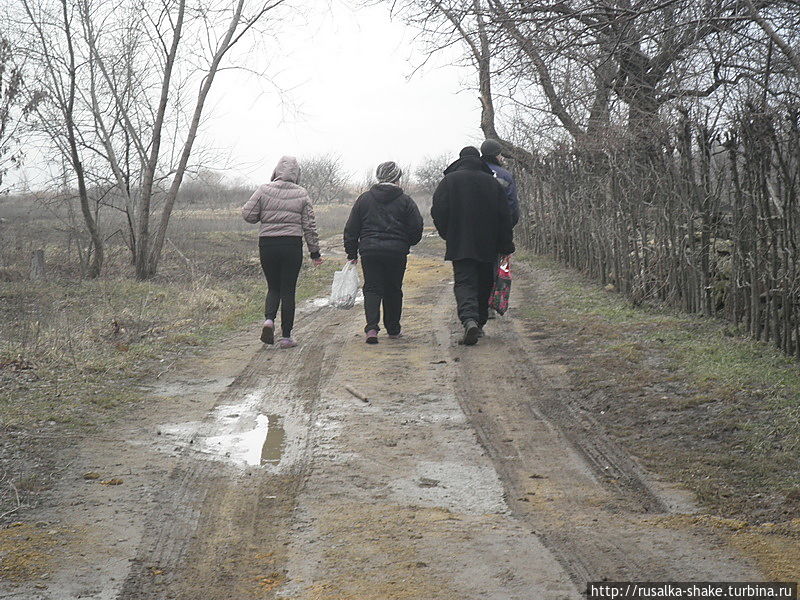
61, 0, 103, 278
146, 0, 248, 277
134, 0, 186, 280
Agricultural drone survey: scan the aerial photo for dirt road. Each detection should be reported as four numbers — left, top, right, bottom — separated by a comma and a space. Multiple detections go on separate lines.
0, 253, 761, 600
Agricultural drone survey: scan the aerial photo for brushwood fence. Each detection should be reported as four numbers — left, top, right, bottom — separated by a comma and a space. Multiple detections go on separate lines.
517, 104, 800, 357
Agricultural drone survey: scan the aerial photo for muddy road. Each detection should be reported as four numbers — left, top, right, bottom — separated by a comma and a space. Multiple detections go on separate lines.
1, 253, 762, 599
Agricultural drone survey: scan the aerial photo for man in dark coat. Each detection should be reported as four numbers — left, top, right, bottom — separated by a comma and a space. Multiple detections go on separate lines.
344, 161, 424, 344
431, 147, 515, 345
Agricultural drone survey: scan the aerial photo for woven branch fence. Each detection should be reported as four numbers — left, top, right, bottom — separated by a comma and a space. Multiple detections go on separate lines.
517, 104, 800, 357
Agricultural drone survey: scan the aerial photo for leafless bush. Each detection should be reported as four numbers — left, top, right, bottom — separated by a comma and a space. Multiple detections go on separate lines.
413, 153, 451, 197
300, 153, 350, 204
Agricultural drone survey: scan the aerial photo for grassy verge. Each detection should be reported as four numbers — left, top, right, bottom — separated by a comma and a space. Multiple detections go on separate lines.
0, 223, 339, 524
517, 251, 800, 524
0, 232, 338, 430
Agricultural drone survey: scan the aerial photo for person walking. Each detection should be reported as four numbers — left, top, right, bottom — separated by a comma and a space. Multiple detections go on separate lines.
481, 138, 519, 228
481, 138, 519, 320
431, 146, 514, 345
242, 155, 322, 349
344, 161, 423, 344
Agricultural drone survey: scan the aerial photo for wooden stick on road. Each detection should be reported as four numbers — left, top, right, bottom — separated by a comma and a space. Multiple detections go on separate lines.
344, 385, 369, 403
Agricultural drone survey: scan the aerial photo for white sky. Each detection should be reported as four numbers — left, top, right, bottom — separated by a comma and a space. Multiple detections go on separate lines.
8, 1, 482, 191
204, 1, 483, 185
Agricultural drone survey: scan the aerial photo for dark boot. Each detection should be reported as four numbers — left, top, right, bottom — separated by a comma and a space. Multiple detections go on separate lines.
462, 320, 479, 346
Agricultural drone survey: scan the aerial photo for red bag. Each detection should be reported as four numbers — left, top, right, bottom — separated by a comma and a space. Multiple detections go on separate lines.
489, 258, 511, 315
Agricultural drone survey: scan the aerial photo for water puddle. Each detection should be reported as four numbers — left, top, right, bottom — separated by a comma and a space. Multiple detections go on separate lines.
260, 415, 285, 465
159, 392, 286, 468
309, 290, 363, 308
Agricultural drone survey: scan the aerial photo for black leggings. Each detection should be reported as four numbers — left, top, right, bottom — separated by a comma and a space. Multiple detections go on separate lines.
259, 237, 303, 338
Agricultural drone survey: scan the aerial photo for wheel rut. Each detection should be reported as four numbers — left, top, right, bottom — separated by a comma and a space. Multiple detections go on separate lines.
117, 305, 346, 600
271, 256, 579, 599
0, 254, 762, 600
434, 266, 758, 587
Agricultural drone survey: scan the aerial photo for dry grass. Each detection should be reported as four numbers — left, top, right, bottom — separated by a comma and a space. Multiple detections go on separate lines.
518, 251, 800, 524
0, 192, 347, 524
0, 199, 343, 429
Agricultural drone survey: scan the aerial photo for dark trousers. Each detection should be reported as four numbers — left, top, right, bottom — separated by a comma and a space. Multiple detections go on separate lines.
259, 237, 303, 338
452, 259, 494, 326
361, 253, 407, 334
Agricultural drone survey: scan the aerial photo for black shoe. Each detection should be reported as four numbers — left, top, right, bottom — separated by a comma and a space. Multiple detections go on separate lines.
260, 320, 275, 344
462, 320, 479, 346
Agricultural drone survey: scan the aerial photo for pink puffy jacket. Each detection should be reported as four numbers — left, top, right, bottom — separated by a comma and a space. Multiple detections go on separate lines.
242, 155, 321, 256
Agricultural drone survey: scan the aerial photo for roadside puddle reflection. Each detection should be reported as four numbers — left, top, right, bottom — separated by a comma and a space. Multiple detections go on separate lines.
158, 393, 286, 468
261, 414, 285, 465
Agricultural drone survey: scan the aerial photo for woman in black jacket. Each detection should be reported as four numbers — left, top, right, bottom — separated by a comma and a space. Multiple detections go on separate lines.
343, 161, 424, 344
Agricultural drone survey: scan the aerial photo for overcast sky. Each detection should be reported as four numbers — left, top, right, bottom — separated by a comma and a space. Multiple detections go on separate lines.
204, 1, 483, 185
7, 1, 482, 191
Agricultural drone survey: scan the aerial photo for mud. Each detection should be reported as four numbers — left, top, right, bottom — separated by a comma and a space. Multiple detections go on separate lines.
0, 252, 786, 599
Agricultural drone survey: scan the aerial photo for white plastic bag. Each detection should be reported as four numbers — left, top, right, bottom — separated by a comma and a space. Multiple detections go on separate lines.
329, 261, 360, 309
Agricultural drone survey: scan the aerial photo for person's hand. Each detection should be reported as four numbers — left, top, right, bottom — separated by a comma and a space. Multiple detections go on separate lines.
312, 257, 323, 267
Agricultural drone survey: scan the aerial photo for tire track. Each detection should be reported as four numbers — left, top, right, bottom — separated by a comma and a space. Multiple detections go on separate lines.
117, 303, 351, 599
431, 269, 756, 587
271, 255, 581, 600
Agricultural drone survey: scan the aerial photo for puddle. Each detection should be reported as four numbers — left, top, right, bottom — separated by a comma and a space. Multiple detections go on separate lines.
309, 289, 364, 308
261, 415, 285, 465
159, 392, 286, 468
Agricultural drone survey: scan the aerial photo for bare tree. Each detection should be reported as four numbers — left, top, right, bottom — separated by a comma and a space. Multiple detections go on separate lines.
0, 31, 42, 193
19, 0, 106, 277
392, 0, 779, 152
389, 0, 800, 358
300, 153, 350, 204
389, 0, 536, 166
413, 153, 450, 197
744, 0, 800, 76
19, 0, 290, 278
352, 166, 375, 196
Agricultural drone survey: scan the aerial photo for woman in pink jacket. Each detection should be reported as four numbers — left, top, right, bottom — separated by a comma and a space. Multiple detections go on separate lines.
242, 156, 322, 348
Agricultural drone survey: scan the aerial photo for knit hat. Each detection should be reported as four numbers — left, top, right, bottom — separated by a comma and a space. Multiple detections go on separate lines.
480, 139, 504, 157
376, 161, 402, 183
459, 146, 480, 158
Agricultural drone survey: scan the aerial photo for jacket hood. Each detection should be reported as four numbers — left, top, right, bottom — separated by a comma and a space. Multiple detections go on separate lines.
443, 155, 494, 176
271, 155, 301, 184
370, 183, 404, 203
